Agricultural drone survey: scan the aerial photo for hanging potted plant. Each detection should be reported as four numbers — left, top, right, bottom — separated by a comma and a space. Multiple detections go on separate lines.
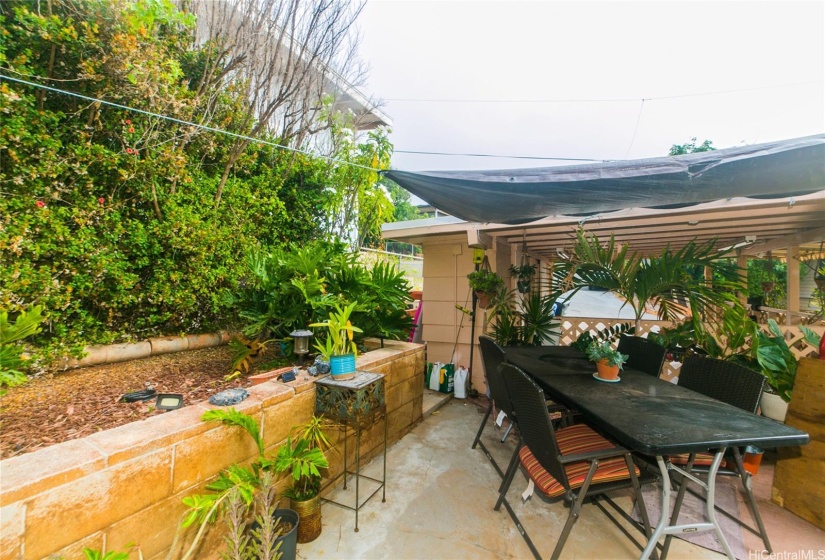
310, 302, 362, 380
468, 268, 505, 309
509, 263, 537, 294
586, 340, 628, 381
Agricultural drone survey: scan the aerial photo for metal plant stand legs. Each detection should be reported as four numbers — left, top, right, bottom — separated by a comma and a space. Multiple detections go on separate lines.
316, 372, 387, 533
325, 409, 388, 532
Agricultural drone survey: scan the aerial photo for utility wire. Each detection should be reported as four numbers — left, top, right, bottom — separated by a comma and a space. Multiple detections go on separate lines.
394, 149, 607, 163
384, 80, 823, 104
623, 99, 647, 159
3, 73, 614, 166
0, 73, 380, 172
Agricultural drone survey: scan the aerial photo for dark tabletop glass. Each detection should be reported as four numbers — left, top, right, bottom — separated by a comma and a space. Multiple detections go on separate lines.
504, 346, 809, 456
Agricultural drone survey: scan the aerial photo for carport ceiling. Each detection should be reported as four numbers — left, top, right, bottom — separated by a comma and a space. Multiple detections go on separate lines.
489, 192, 825, 260
383, 191, 825, 261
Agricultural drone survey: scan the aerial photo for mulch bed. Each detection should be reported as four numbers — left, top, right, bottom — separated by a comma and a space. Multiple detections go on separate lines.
0, 346, 255, 459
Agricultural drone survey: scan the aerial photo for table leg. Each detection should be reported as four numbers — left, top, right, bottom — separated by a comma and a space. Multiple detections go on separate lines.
640, 456, 671, 560
704, 450, 735, 559
343, 424, 348, 490
382, 408, 387, 502
639, 452, 735, 560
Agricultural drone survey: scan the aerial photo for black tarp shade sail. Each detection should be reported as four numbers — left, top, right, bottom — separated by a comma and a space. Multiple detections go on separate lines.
383, 135, 825, 225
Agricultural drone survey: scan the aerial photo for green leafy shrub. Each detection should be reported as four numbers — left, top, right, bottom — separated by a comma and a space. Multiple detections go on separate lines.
223, 243, 413, 352
0, 306, 44, 390
0, 0, 392, 373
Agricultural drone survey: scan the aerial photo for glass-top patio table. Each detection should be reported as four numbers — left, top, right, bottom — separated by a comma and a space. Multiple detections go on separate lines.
504, 345, 809, 560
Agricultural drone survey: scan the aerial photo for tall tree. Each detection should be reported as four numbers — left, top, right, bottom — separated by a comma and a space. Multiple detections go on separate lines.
188, 0, 369, 204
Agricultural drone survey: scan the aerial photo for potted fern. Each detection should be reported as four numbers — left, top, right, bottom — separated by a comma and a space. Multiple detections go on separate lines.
586, 340, 628, 381
509, 263, 537, 293
310, 302, 362, 380
467, 269, 505, 309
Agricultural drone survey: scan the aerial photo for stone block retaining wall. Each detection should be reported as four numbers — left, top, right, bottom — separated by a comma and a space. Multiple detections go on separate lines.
0, 341, 425, 560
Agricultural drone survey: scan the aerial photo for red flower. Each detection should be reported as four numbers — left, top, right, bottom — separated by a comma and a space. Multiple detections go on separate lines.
126, 148, 133, 154
125, 119, 131, 125
36, 200, 45, 208
98, 197, 105, 205
128, 127, 134, 133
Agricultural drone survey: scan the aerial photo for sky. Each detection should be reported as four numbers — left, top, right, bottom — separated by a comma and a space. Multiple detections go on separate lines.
354, 0, 825, 172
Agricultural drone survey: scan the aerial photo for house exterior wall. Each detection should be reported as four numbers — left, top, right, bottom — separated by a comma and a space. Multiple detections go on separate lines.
419, 235, 513, 396
0, 341, 424, 560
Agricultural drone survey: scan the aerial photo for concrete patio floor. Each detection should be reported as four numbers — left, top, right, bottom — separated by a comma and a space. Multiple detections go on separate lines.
298, 391, 824, 560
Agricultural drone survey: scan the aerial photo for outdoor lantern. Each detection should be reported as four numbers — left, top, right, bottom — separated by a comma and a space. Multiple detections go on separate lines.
290, 329, 313, 367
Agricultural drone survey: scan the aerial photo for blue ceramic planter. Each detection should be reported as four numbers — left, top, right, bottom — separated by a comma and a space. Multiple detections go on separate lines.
330, 353, 356, 379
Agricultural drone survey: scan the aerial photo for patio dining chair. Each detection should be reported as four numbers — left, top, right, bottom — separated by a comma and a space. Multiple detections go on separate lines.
472, 336, 513, 479
617, 335, 667, 377
663, 355, 771, 555
495, 363, 657, 560
472, 337, 569, 481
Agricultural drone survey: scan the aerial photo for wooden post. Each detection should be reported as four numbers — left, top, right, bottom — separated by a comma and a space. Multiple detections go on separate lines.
736, 249, 748, 307
787, 245, 800, 326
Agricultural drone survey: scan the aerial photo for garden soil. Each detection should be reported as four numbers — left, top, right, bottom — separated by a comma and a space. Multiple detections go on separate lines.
0, 346, 254, 460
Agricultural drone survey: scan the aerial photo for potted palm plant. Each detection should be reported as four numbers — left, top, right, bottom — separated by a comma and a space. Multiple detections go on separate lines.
467, 269, 505, 309
310, 302, 362, 380
586, 340, 628, 381
551, 228, 741, 338
179, 409, 301, 560
270, 416, 334, 543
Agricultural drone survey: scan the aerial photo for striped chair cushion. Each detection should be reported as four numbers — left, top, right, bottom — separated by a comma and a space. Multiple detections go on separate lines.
519, 424, 638, 499
670, 452, 730, 469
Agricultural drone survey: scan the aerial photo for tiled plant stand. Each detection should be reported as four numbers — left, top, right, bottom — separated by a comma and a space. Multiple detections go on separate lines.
315, 371, 387, 532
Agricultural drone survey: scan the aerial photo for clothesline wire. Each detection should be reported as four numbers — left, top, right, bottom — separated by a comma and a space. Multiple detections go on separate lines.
384, 80, 822, 103
0, 73, 380, 172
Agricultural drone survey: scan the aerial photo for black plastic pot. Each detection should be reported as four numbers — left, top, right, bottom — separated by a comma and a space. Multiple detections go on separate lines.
250, 508, 299, 560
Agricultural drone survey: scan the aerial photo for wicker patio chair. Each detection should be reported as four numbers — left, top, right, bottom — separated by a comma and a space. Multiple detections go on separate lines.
617, 335, 667, 377
473, 336, 569, 481
664, 355, 771, 555
471, 336, 513, 479
495, 363, 657, 560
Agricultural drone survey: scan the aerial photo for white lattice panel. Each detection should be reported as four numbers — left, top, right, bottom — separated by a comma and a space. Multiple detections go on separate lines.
557, 318, 823, 381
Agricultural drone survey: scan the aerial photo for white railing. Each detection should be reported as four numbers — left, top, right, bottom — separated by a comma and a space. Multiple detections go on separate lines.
358, 248, 423, 291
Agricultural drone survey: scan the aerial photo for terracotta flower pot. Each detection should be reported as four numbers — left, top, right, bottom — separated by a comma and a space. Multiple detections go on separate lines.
595, 359, 620, 381
475, 290, 492, 309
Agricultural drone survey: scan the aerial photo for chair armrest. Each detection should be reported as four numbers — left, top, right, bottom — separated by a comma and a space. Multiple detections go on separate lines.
559, 447, 628, 464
